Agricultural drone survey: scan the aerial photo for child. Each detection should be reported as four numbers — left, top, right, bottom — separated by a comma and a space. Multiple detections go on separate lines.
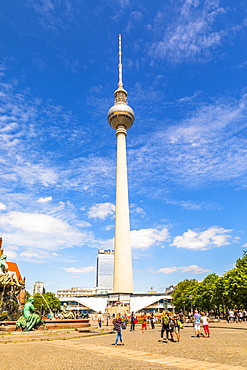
142, 314, 147, 330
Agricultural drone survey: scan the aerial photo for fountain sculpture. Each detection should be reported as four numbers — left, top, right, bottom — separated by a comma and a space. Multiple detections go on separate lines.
0, 238, 25, 321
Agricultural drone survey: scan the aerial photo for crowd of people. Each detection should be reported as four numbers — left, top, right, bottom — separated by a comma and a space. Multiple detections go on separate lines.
105, 310, 212, 346
226, 309, 247, 322
96, 308, 247, 346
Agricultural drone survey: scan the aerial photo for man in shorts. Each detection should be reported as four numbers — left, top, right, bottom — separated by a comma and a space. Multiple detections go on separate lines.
193, 310, 201, 338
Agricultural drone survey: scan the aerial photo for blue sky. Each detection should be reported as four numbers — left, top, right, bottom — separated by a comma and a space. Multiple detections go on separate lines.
1, 0, 247, 294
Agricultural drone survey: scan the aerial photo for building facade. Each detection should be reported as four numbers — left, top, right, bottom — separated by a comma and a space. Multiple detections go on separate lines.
57, 286, 113, 299
33, 281, 45, 295
96, 250, 114, 289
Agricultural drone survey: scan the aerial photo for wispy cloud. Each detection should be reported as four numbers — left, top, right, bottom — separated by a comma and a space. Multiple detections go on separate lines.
63, 266, 95, 274
164, 198, 221, 211
128, 93, 247, 192
24, 0, 75, 30
154, 264, 210, 274
147, 0, 237, 63
171, 226, 232, 250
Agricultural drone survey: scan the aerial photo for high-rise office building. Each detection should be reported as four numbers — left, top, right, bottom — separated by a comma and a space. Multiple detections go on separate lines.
96, 250, 114, 289
33, 281, 45, 295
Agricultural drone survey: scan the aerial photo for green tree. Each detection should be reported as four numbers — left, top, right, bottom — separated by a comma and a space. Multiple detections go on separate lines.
223, 268, 247, 308
194, 273, 219, 312
33, 292, 61, 315
171, 252, 247, 312
172, 279, 198, 311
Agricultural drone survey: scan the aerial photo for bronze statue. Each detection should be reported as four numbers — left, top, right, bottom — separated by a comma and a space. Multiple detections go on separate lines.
16, 297, 43, 331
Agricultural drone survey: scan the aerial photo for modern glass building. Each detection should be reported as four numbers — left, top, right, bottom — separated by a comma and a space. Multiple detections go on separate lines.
96, 250, 114, 289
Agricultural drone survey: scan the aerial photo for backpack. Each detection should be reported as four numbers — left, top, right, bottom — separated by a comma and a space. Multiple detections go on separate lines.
162, 316, 169, 325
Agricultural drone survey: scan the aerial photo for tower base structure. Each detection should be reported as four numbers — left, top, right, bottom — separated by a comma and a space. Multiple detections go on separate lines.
59, 292, 173, 316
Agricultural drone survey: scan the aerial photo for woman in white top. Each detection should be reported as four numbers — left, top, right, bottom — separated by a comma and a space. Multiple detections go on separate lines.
200, 312, 210, 337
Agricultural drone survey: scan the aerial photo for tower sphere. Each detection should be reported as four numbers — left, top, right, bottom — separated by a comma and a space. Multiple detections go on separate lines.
107, 102, 135, 130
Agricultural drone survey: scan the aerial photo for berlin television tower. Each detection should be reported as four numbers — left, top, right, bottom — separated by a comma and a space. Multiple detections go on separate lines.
107, 35, 135, 293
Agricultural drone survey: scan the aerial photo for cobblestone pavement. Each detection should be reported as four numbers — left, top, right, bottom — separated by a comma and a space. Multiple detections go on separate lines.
1, 323, 247, 369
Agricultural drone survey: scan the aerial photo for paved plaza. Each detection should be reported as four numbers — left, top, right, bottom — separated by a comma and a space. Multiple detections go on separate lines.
1, 322, 247, 369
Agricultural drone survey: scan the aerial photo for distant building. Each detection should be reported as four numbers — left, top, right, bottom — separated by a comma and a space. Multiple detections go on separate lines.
57, 286, 112, 299
33, 281, 45, 295
96, 249, 114, 289
165, 285, 175, 294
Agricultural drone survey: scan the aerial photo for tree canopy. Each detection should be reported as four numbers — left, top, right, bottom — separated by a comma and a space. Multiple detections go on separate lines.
33, 292, 61, 315
172, 251, 247, 311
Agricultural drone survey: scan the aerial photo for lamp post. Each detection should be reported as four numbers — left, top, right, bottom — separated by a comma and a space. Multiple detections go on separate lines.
189, 295, 193, 314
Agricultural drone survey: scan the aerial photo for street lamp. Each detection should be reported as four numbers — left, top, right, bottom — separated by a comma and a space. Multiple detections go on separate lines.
189, 295, 193, 314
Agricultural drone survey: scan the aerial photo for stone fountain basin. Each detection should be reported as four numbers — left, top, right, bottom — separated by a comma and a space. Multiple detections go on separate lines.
0, 318, 90, 331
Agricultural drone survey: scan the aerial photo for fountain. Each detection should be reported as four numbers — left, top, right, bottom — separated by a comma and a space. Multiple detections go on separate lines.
0, 238, 90, 331
0, 239, 25, 322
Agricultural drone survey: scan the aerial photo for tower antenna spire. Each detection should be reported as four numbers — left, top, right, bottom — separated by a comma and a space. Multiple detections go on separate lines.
118, 34, 123, 89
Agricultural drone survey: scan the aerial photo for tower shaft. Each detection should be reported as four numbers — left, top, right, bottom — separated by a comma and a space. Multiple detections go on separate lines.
108, 35, 135, 294
113, 125, 133, 293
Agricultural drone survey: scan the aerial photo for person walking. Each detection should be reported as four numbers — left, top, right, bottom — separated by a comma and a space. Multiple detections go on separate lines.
193, 310, 201, 338
200, 312, 210, 337
97, 311, 103, 328
173, 314, 181, 343
150, 312, 155, 329
113, 313, 124, 346
160, 311, 170, 342
168, 312, 175, 341
130, 311, 136, 331
178, 311, 184, 325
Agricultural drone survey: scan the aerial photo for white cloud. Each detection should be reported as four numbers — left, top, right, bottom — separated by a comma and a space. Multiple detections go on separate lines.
76, 220, 92, 228
4, 248, 18, 260
0, 211, 89, 251
37, 196, 52, 203
100, 227, 170, 250
0, 202, 7, 211
131, 227, 170, 249
171, 227, 232, 250
154, 264, 210, 274
63, 266, 95, 273
88, 202, 115, 220
20, 250, 46, 260
241, 243, 247, 248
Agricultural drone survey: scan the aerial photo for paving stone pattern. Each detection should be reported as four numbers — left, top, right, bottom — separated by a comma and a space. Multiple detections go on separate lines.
0, 322, 247, 369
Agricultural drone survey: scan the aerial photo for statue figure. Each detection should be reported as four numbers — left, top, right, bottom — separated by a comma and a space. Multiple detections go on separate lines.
16, 297, 43, 331
60, 303, 75, 319
0, 255, 21, 286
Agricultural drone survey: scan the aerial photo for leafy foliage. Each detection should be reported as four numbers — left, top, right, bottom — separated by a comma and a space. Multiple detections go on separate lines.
33, 292, 61, 315
172, 252, 247, 311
